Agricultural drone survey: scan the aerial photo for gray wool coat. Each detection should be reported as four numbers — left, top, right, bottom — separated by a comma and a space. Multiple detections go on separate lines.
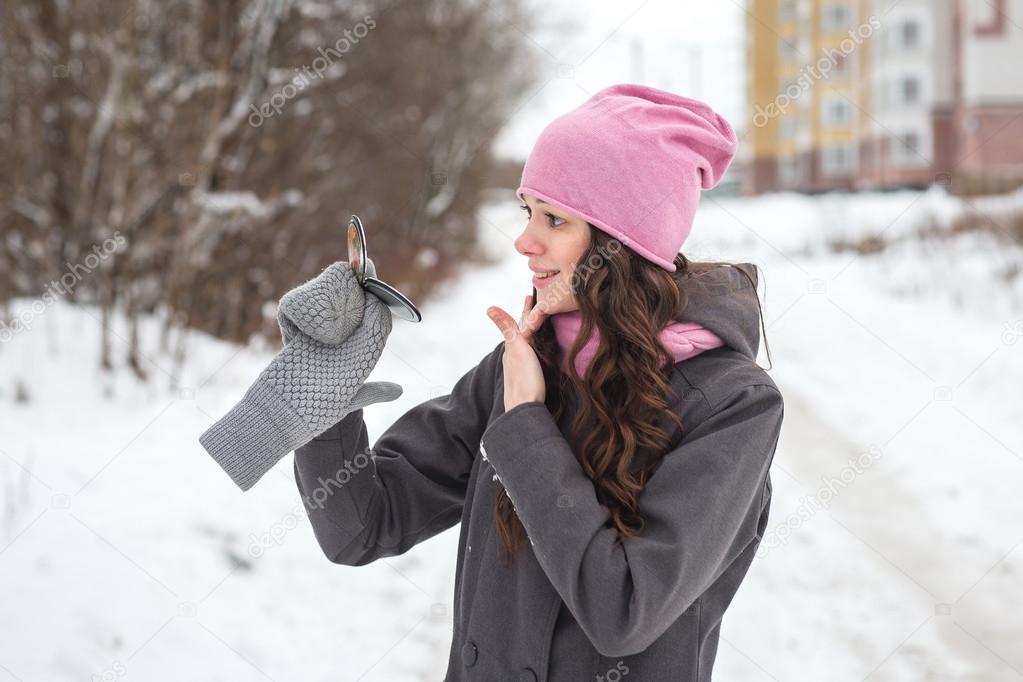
292, 262, 784, 681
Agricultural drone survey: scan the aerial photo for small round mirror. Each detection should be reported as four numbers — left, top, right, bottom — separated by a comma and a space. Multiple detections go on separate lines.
345, 214, 422, 323
347, 216, 367, 285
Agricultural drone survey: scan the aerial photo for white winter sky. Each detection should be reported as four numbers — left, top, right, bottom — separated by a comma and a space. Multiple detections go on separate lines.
492, 0, 747, 162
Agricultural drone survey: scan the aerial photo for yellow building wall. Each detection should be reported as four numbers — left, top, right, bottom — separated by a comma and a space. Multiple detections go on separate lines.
747, 0, 783, 156
747, 0, 877, 189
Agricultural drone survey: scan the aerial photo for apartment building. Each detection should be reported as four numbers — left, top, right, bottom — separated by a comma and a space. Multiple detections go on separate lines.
943, 0, 1023, 190
745, 0, 1023, 194
859, 0, 936, 188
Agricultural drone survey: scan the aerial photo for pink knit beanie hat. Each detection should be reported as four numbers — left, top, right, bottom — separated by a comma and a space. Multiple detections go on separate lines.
517, 83, 738, 272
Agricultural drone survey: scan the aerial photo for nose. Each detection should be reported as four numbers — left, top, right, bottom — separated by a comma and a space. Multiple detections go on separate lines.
514, 217, 544, 258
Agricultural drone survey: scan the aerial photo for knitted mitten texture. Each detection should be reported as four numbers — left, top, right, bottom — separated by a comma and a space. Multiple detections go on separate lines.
199, 260, 403, 491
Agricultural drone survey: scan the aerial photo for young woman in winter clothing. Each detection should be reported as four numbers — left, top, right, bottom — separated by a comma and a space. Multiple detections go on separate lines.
202, 84, 784, 681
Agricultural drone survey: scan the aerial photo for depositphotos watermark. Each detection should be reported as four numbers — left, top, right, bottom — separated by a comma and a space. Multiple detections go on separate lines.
247, 449, 373, 558
518, 237, 625, 330
1001, 319, 1023, 345
0, 231, 127, 344
752, 15, 881, 127
756, 444, 884, 556
248, 15, 377, 127
596, 660, 630, 682
90, 659, 127, 682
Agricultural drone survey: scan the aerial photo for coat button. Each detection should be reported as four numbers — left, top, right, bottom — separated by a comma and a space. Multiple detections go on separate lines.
519, 668, 538, 682
461, 640, 478, 667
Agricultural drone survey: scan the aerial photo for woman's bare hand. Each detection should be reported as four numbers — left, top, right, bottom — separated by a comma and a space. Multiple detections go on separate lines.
487, 294, 549, 411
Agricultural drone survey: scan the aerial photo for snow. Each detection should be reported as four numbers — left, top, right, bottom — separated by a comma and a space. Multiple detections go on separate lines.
197, 189, 304, 219
1, 189, 1022, 680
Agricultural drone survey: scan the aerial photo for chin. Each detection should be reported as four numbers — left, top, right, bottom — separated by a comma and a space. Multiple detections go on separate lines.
531, 281, 576, 315
538, 295, 575, 315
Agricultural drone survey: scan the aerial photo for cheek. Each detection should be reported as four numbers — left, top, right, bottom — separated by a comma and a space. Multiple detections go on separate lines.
548, 224, 589, 274
568, 236, 589, 269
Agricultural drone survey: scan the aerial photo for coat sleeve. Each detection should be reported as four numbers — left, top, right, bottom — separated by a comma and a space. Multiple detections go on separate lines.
479, 382, 784, 657
294, 341, 503, 566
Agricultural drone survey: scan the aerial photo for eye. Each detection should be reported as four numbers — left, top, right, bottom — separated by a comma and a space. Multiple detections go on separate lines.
546, 212, 566, 227
519, 203, 566, 228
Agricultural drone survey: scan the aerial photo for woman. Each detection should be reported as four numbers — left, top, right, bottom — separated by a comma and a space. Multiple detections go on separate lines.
202, 84, 784, 680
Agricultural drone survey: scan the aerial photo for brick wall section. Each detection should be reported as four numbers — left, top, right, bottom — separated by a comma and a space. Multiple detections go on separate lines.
956, 106, 1023, 174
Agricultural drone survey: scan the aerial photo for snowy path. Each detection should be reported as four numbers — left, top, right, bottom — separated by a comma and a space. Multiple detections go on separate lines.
701, 190, 1023, 681
715, 389, 1019, 680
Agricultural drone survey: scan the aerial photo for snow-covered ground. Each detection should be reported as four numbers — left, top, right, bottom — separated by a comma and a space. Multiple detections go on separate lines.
1, 188, 1021, 681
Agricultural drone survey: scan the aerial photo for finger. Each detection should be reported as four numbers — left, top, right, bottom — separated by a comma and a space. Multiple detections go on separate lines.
349, 381, 403, 410
522, 295, 548, 336
487, 306, 519, 342
518, 294, 532, 333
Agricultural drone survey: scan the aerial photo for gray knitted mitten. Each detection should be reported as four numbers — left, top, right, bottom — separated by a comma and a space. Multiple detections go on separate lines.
199, 259, 403, 491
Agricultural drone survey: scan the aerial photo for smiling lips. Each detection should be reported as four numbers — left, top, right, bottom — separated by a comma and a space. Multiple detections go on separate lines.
532, 269, 559, 289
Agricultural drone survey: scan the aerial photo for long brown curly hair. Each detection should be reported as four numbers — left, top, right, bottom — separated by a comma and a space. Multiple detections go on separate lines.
492, 225, 769, 567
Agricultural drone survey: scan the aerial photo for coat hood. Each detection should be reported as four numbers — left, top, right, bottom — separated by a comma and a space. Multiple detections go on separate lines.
672, 262, 762, 362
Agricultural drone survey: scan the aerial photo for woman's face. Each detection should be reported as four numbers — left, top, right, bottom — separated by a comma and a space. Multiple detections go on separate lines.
514, 192, 591, 315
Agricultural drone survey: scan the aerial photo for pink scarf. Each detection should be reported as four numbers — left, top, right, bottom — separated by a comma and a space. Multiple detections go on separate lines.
550, 310, 724, 378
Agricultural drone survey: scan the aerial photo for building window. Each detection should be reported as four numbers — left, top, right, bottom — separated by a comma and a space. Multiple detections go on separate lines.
874, 81, 886, 110
780, 77, 805, 109
779, 156, 803, 186
828, 51, 850, 78
901, 76, 920, 104
975, 0, 1007, 36
779, 116, 799, 141
900, 20, 920, 49
902, 132, 920, 157
888, 132, 923, 165
821, 3, 851, 32
822, 97, 852, 126
822, 144, 854, 176
780, 0, 797, 22
779, 39, 800, 63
